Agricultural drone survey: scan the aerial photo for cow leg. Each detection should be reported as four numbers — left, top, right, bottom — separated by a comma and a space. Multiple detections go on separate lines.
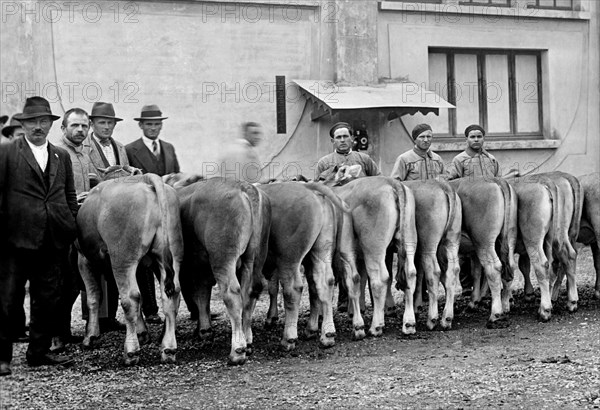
469, 256, 483, 308
278, 263, 303, 351
592, 242, 600, 299
196, 285, 213, 340
564, 245, 578, 313
421, 252, 441, 331
364, 254, 390, 337
158, 264, 181, 364
112, 264, 143, 366
383, 250, 397, 315
520, 251, 536, 303
265, 272, 280, 329
79, 254, 101, 349
343, 257, 366, 341
440, 245, 459, 330
214, 263, 247, 365
304, 264, 320, 340
306, 255, 336, 348
476, 247, 507, 328
239, 259, 261, 355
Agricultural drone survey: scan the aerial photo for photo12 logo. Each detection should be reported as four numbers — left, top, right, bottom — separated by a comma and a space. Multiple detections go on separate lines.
1, 1, 140, 24
2, 81, 140, 104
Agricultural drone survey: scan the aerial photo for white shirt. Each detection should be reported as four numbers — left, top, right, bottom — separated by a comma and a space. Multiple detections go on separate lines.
93, 134, 117, 166
25, 137, 49, 172
142, 136, 160, 156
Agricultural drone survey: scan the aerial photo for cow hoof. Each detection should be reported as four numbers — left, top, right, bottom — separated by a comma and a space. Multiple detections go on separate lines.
137, 331, 150, 345
264, 317, 278, 330
228, 350, 247, 366
538, 309, 552, 322
280, 339, 297, 351
245, 344, 253, 356
82, 335, 99, 350
319, 336, 335, 349
161, 348, 177, 364
524, 293, 536, 303
567, 302, 578, 313
486, 315, 509, 329
303, 329, 318, 340
427, 318, 438, 331
198, 328, 214, 341
123, 351, 140, 366
352, 325, 366, 341
440, 318, 453, 330
402, 322, 416, 335
368, 326, 383, 338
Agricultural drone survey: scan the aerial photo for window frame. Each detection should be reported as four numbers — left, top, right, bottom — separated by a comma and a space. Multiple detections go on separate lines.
458, 0, 511, 7
429, 47, 544, 139
526, 0, 574, 10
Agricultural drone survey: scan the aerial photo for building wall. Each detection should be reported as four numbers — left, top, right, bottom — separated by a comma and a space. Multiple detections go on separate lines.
377, 0, 600, 176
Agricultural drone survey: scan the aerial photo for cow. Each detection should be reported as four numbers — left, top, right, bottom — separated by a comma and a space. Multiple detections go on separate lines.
320, 165, 419, 335
527, 172, 583, 312
259, 182, 359, 350
506, 175, 559, 321
77, 172, 182, 365
399, 179, 463, 331
165, 175, 270, 365
577, 172, 600, 299
448, 177, 518, 328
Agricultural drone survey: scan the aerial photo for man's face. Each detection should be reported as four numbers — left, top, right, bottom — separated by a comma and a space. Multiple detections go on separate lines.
414, 130, 433, 151
21, 116, 52, 146
10, 127, 25, 140
466, 129, 484, 152
91, 117, 116, 140
332, 127, 353, 154
139, 120, 162, 140
244, 125, 262, 147
62, 113, 90, 146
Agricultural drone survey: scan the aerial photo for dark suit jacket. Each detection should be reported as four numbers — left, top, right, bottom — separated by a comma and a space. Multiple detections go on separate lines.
125, 138, 180, 176
0, 137, 78, 250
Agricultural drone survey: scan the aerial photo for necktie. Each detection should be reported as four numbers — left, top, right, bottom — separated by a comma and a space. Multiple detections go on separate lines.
152, 141, 159, 157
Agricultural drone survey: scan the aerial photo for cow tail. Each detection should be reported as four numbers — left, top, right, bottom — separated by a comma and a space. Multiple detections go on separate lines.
439, 181, 456, 237
390, 180, 408, 290
559, 172, 583, 247
304, 182, 351, 213
542, 177, 561, 254
494, 178, 517, 281
240, 183, 269, 298
145, 173, 176, 298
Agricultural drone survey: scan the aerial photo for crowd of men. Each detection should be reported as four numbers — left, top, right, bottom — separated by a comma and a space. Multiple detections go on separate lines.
0, 95, 499, 377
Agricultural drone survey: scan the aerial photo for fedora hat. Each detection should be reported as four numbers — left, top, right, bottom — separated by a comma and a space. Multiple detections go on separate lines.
89, 102, 123, 121
1, 116, 23, 137
13, 96, 60, 121
134, 104, 168, 121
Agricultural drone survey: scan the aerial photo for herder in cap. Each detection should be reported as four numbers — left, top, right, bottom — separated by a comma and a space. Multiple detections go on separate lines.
446, 124, 500, 180
390, 123, 446, 181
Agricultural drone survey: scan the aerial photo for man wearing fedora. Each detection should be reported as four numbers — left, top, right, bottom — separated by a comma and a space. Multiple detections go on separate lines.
0, 96, 78, 375
126, 104, 180, 324
86, 101, 127, 333
1, 115, 26, 144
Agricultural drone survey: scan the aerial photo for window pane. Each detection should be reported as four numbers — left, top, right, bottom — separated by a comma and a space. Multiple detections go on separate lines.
428, 53, 450, 135
556, 0, 572, 9
536, 0, 555, 8
491, 0, 510, 5
454, 54, 479, 136
515, 54, 540, 133
485, 55, 510, 133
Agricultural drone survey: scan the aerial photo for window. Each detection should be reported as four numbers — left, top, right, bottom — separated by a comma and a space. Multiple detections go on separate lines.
459, 0, 511, 6
526, 0, 573, 9
428, 49, 542, 138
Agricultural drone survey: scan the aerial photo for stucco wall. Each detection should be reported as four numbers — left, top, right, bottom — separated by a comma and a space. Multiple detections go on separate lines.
377, 2, 600, 176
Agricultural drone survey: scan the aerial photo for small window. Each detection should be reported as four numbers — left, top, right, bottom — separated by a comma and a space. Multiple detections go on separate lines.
527, 0, 573, 10
428, 49, 543, 138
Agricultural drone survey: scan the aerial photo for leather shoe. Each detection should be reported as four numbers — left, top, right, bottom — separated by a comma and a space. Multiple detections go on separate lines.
26, 353, 74, 367
145, 313, 162, 324
0, 361, 11, 376
99, 318, 126, 333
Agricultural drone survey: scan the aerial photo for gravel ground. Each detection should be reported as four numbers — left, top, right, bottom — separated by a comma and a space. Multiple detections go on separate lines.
1, 248, 599, 410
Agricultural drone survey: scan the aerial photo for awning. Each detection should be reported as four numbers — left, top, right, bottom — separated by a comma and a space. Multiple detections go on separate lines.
292, 80, 454, 121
